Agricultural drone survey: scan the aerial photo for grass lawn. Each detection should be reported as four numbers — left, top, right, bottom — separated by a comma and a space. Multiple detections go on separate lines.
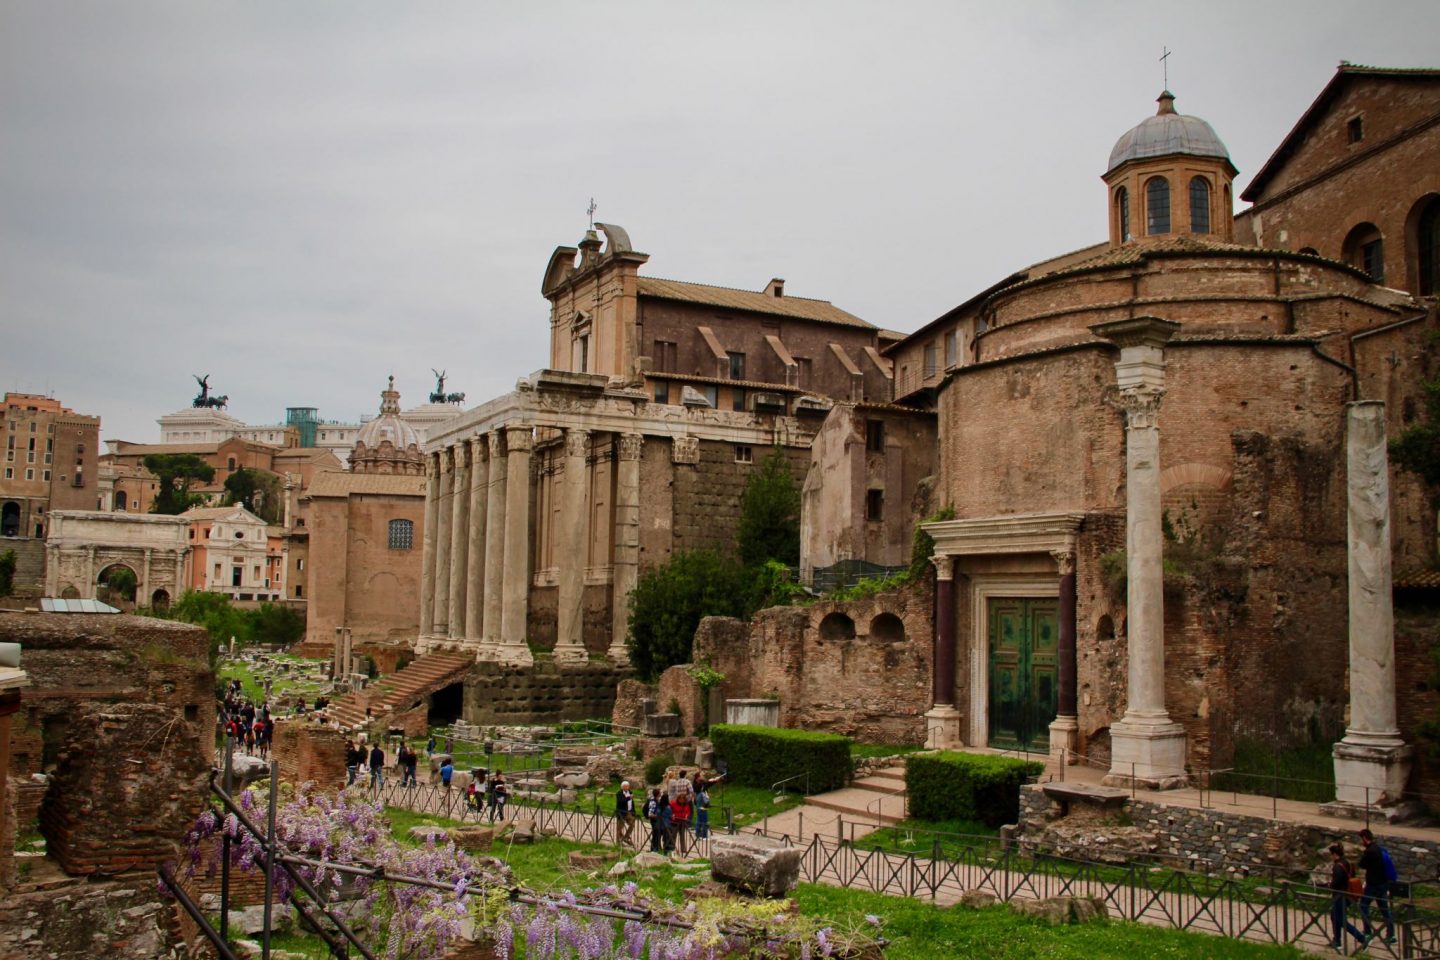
1210, 738, 1336, 804
218, 653, 330, 706
852, 817, 1000, 859
792, 883, 1310, 960
850, 742, 926, 762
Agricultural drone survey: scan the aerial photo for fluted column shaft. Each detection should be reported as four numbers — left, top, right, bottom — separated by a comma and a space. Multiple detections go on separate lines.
447, 443, 471, 644
463, 437, 488, 651
432, 449, 454, 635
479, 431, 507, 661
608, 433, 643, 663
555, 428, 591, 663
419, 453, 440, 640
498, 425, 535, 664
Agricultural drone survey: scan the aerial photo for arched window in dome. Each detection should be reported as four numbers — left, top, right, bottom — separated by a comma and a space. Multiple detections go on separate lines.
1146, 177, 1171, 235
388, 518, 414, 550
1115, 186, 1131, 241
1189, 177, 1211, 234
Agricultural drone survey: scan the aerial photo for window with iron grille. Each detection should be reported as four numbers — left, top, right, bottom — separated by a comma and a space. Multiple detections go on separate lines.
388, 518, 414, 550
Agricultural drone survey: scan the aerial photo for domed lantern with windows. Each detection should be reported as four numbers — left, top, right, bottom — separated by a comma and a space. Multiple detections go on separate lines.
1103, 91, 1237, 246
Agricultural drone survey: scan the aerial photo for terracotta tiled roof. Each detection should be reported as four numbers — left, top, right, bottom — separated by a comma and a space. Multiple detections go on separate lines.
306, 471, 426, 498
637, 277, 873, 329
1395, 568, 1440, 590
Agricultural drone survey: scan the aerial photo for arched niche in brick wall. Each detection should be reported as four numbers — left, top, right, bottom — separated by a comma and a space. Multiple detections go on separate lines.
817, 612, 856, 644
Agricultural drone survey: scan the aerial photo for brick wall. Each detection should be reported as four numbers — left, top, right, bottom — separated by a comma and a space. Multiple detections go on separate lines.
270, 720, 349, 787
0, 875, 180, 960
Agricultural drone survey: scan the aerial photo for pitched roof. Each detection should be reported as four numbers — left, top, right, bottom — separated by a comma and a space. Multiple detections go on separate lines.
305, 471, 426, 499
1242, 63, 1440, 203
636, 277, 873, 329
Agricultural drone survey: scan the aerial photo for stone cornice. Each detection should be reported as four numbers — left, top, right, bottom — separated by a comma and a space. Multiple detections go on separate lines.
925, 512, 1085, 558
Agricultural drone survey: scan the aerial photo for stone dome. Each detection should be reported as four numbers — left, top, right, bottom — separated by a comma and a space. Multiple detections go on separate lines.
1107, 91, 1231, 174
351, 377, 424, 475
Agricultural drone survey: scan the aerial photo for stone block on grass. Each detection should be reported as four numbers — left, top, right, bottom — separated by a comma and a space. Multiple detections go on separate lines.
709, 835, 801, 897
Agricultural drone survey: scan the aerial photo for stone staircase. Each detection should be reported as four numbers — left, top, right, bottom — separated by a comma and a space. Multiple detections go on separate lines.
743, 764, 909, 841
326, 651, 473, 731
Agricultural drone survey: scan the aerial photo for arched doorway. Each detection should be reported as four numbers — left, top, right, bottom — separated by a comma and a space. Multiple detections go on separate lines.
151, 588, 171, 610
114, 490, 128, 511
1, 502, 19, 538
97, 563, 138, 604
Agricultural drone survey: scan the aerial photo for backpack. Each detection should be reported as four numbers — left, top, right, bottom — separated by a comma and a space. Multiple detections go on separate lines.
1380, 846, 1399, 884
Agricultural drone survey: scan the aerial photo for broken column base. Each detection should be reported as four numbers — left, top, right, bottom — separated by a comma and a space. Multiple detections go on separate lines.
1102, 717, 1188, 790
494, 640, 534, 666
1320, 739, 1417, 822
551, 644, 589, 665
1048, 715, 1079, 766
924, 704, 963, 750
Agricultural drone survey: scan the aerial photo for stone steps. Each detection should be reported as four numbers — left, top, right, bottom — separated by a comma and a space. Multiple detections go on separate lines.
803, 787, 908, 824
852, 775, 907, 795
326, 652, 472, 731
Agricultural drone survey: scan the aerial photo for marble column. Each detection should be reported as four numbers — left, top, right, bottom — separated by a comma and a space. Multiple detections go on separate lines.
418, 452, 440, 650
554, 428, 592, 664
463, 436, 488, 654
496, 425, 534, 665
1328, 401, 1413, 816
1048, 548, 1079, 764
333, 626, 344, 682
479, 431, 507, 662
608, 433, 643, 663
141, 548, 153, 606
924, 554, 962, 749
447, 442, 471, 646
1093, 317, 1187, 789
173, 552, 185, 604
432, 448, 454, 639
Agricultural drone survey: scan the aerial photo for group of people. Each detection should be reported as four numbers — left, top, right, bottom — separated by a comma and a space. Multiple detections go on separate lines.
220, 680, 274, 759
344, 740, 389, 787
1328, 828, 1400, 950
614, 769, 721, 855
461, 769, 510, 821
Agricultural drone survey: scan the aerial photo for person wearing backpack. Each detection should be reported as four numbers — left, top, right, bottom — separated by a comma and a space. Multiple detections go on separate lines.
1358, 828, 1398, 945
1327, 843, 1370, 950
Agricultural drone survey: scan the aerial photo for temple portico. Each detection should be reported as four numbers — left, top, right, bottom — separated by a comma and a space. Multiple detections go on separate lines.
417, 370, 815, 666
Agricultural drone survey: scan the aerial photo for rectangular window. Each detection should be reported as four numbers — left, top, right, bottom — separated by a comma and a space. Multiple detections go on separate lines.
735, 445, 753, 464
653, 340, 678, 373
577, 333, 590, 373
72, 470, 82, 487
25, 469, 33, 480
1347, 116, 1364, 143
29, 423, 36, 433
214, 563, 222, 578
944, 330, 958, 368
702, 385, 718, 408
727, 351, 746, 380
795, 357, 812, 387
653, 380, 668, 404
42, 470, 50, 481
232, 567, 243, 587
3, 468, 10, 479
388, 519, 414, 549
866, 489, 884, 521
26, 451, 34, 463
45, 438, 52, 452
866, 419, 885, 452
1362, 239, 1385, 284
923, 342, 939, 378
27, 438, 35, 452
295, 585, 303, 598
297, 558, 305, 571
731, 388, 746, 411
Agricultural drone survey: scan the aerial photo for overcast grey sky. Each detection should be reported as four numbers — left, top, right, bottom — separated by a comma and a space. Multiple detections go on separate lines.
3, 1, 1436, 444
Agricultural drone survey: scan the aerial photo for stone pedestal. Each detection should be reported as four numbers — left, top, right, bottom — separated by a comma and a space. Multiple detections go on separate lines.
1047, 715, 1078, 766
1106, 717, 1188, 789
924, 704, 963, 749
1325, 402, 1413, 818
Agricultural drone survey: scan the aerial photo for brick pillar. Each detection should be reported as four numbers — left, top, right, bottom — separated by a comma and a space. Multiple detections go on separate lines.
554, 428, 591, 664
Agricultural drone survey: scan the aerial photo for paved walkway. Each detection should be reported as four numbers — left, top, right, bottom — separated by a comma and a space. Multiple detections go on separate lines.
375, 780, 1418, 957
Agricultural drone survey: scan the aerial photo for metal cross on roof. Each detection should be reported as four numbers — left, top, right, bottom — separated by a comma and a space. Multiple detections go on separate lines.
1160, 46, 1171, 89
587, 197, 597, 230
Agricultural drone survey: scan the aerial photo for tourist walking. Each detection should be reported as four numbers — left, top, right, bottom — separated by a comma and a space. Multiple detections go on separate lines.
345, 741, 360, 785
645, 789, 662, 852
369, 743, 385, 790
659, 794, 674, 853
1358, 828, 1398, 945
488, 773, 507, 822
440, 757, 454, 791
1329, 843, 1370, 950
615, 781, 636, 846
694, 776, 714, 839
404, 746, 419, 787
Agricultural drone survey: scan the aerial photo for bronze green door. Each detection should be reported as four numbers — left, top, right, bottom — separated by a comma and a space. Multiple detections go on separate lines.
987, 598, 1059, 751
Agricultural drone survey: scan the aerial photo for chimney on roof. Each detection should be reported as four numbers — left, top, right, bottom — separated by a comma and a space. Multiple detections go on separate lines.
764, 278, 785, 298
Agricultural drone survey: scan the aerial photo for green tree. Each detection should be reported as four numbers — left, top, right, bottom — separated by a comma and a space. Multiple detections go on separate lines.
222, 467, 283, 523
103, 565, 137, 602
250, 602, 304, 646
0, 550, 15, 598
626, 550, 754, 681
144, 453, 216, 515
147, 590, 249, 666
736, 447, 801, 569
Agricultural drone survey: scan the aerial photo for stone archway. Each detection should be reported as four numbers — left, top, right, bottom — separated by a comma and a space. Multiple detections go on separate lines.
97, 562, 138, 604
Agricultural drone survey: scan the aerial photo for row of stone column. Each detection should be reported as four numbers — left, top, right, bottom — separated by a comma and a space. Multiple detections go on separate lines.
419, 425, 640, 665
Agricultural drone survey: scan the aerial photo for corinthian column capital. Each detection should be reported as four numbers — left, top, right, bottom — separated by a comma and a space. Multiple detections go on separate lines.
1050, 548, 1076, 576
504, 425, 533, 454
564, 428, 591, 459
487, 430, 504, 459
930, 554, 954, 581
1115, 385, 1165, 430
618, 433, 644, 461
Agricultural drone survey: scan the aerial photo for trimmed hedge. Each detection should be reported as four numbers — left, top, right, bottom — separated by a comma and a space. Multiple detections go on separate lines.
905, 751, 1044, 827
710, 724, 853, 793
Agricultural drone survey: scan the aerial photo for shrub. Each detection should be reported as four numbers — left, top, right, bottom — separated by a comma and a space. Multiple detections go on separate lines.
0, 549, 16, 598
905, 751, 1043, 827
710, 723, 853, 793
644, 754, 670, 786
626, 549, 754, 681
737, 447, 801, 569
